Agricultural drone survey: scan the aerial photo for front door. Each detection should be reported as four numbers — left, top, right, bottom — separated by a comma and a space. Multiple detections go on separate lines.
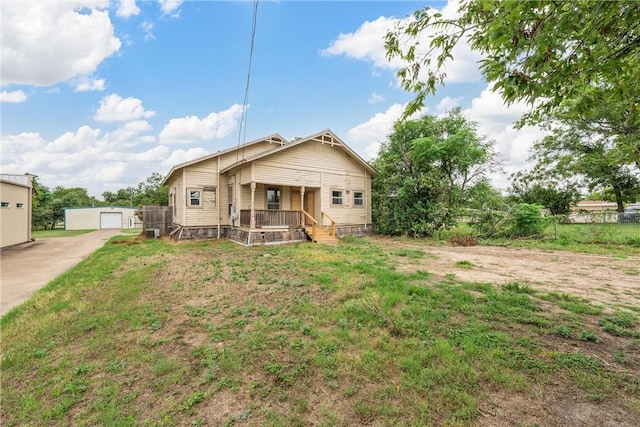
291, 192, 301, 211
304, 191, 315, 225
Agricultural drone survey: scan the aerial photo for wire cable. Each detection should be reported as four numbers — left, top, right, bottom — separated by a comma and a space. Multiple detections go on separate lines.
236, 0, 259, 163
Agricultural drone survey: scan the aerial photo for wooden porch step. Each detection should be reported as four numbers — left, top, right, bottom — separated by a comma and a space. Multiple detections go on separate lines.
304, 226, 339, 244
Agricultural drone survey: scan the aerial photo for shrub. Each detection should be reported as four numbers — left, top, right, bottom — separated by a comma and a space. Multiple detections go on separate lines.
511, 203, 546, 237
470, 203, 546, 238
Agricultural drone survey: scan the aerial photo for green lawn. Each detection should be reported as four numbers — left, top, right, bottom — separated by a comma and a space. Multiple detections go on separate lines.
31, 229, 95, 238
438, 221, 640, 256
1, 236, 638, 426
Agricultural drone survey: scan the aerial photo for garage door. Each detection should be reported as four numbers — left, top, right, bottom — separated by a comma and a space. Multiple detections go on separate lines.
100, 212, 122, 229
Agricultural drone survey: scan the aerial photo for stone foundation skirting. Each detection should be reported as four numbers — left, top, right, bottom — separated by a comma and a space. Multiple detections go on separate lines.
169, 224, 373, 244
228, 228, 308, 246
335, 224, 374, 238
170, 226, 230, 241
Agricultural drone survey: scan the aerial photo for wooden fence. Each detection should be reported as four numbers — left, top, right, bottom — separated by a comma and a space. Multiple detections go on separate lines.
142, 206, 173, 236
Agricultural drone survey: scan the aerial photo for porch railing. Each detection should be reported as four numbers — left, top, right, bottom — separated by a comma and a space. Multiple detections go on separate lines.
240, 210, 302, 228
321, 211, 337, 237
302, 210, 317, 241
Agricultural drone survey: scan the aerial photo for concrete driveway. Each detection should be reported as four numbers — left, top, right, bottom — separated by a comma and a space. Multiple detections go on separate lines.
0, 229, 121, 315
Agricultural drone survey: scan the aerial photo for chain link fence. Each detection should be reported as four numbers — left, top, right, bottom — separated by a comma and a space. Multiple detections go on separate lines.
548, 211, 640, 245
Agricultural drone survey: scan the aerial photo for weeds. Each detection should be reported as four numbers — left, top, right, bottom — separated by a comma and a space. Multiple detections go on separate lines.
1, 236, 638, 426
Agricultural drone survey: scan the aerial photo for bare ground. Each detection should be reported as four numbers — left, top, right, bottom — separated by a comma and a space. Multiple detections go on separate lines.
380, 237, 640, 309
114, 237, 640, 426
375, 236, 640, 426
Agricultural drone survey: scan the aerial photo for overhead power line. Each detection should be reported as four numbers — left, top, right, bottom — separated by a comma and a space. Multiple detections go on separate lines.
236, 0, 259, 162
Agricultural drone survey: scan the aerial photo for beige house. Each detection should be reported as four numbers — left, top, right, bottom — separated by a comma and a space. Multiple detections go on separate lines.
570, 200, 618, 223
572, 200, 617, 212
0, 174, 34, 249
162, 130, 377, 245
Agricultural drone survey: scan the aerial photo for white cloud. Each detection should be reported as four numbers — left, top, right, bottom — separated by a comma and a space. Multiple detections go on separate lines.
322, 16, 405, 69
45, 126, 102, 154
322, 1, 482, 84
74, 76, 106, 92
94, 94, 156, 122
465, 87, 530, 134
159, 104, 245, 144
116, 0, 140, 18
100, 120, 155, 148
367, 92, 385, 104
0, 132, 47, 161
159, 0, 182, 16
1, 1, 121, 87
164, 147, 210, 167
0, 90, 27, 103
346, 83, 545, 191
0, 124, 170, 198
347, 103, 425, 160
141, 21, 155, 42
462, 85, 545, 190
435, 96, 463, 114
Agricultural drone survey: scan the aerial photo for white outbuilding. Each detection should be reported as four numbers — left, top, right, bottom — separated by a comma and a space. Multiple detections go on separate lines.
64, 206, 142, 230
0, 173, 34, 248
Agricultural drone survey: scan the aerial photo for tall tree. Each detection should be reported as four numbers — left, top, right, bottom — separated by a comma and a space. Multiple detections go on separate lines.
385, 1, 640, 123
102, 173, 168, 207
508, 174, 581, 216
30, 175, 53, 229
372, 110, 499, 236
525, 127, 640, 212
49, 187, 97, 228
136, 172, 169, 206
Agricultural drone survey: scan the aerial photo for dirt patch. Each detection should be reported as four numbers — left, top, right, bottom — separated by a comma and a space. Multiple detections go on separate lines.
378, 236, 640, 308
376, 236, 640, 425
478, 388, 639, 427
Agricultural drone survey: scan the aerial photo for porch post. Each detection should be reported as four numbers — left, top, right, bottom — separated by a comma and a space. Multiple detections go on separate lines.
250, 181, 256, 229
300, 186, 306, 227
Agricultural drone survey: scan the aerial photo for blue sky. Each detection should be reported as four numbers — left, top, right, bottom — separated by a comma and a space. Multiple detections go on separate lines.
1, 0, 541, 198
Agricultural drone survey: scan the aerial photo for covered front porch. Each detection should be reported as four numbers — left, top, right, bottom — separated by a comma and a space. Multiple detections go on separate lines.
231, 184, 337, 245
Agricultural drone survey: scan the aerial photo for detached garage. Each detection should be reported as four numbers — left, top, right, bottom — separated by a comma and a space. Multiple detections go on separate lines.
64, 206, 142, 230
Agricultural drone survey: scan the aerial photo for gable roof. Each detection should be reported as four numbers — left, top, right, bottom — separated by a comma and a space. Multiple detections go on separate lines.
161, 134, 287, 185
220, 129, 377, 176
162, 130, 377, 186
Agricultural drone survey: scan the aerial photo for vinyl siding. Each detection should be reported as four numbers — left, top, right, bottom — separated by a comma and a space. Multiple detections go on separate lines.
165, 140, 281, 227
0, 181, 31, 247
184, 169, 218, 226
166, 137, 373, 228
64, 207, 138, 230
170, 170, 186, 225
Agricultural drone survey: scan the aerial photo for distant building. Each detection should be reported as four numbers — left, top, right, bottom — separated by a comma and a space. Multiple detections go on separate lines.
572, 200, 618, 212
625, 202, 640, 213
64, 206, 142, 230
570, 200, 618, 223
0, 174, 34, 248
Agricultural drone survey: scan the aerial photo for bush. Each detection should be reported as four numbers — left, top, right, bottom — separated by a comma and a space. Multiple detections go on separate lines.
512, 203, 546, 237
470, 203, 546, 238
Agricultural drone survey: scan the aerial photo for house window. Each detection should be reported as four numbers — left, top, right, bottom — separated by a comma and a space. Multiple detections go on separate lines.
16, 203, 24, 208
1, 201, 9, 208
228, 185, 233, 215
172, 191, 177, 216
267, 187, 281, 210
204, 186, 216, 207
188, 189, 201, 207
331, 190, 343, 206
353, 191, 364, 206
